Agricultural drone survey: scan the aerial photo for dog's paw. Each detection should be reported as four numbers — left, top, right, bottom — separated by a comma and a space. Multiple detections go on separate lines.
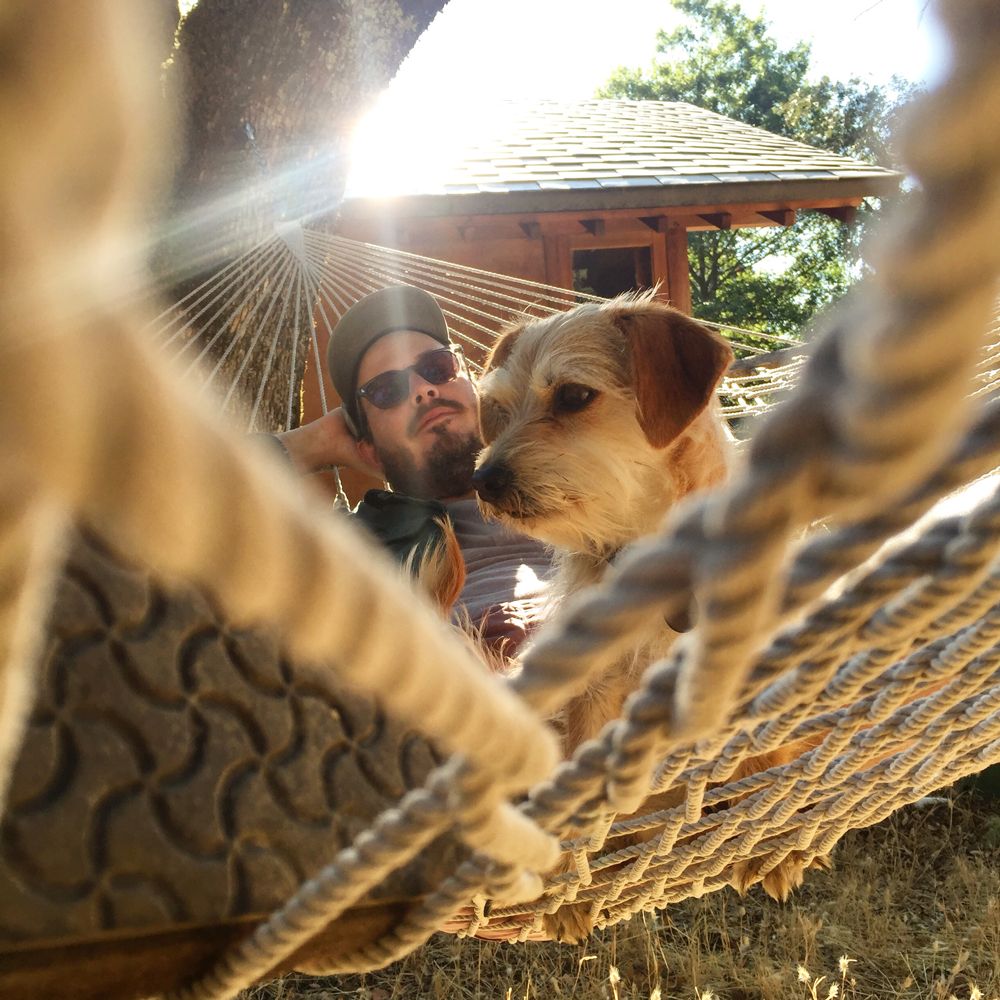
731, 851, 831, 901
543, 902, 595, 943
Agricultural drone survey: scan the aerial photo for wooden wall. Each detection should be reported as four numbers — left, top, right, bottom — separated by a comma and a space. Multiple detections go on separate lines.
402, 236, 548, 285
339, 196, 863, 315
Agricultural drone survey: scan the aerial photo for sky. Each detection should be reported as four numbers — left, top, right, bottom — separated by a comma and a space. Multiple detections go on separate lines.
382, 0, 945, 106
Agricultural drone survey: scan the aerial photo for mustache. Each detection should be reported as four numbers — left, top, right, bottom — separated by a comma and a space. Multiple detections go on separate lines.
408, 397, 465, 436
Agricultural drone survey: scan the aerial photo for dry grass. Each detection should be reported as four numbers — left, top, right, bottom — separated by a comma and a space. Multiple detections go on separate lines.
244, 792, 1000, 1000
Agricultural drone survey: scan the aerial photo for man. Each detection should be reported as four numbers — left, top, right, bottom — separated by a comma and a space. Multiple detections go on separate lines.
274, 285, 553, 656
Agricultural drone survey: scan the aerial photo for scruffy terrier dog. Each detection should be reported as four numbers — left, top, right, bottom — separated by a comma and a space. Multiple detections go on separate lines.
473, 293, 734, 751
473, 294, 819, 939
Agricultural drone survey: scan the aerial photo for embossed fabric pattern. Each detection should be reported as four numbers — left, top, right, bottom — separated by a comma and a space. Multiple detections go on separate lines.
0, 530, 452, 944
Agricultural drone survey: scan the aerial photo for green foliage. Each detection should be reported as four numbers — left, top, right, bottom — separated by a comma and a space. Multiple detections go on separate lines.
598, 0, 915, 337
600, 0, 811, 135
687, 213, 854, 336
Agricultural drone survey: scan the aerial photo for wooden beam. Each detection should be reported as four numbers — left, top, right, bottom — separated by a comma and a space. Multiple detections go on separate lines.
580, 218, 606, 236
758, 208, 797, 226
664, 222, 692, 314
338, 198, 867, 244
519, 221, 543, 239
0, 900, 416, 1000
340, 196, 865, 238
457, 224, 528, 242
818, 205, 856, 225
640, 215, 670, 233
697, 212, 733, 230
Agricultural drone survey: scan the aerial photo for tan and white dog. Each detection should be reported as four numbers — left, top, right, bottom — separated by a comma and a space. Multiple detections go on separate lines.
473, 294, 818, 937
473, 293, 734, 752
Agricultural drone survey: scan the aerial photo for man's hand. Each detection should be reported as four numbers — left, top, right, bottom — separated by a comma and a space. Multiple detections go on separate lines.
277, 409, 382, 478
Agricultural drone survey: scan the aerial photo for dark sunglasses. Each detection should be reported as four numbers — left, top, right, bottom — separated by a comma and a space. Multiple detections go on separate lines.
356, 346, 465, 410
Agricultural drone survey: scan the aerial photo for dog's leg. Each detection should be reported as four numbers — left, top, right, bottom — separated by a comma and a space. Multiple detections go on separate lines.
541, 787, 686, 943
560, 666, 632, 757
728, 740, 831, 900
542, 890, 595, 944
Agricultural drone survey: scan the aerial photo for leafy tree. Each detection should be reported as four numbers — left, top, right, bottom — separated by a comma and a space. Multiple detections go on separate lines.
598, 0, 914, 336
602, 0, 811, 135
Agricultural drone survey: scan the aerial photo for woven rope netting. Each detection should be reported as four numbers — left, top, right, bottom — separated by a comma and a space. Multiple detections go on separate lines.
145, 227, 1000, 956
3, 2, 1000, 998
146, 223, 813, 439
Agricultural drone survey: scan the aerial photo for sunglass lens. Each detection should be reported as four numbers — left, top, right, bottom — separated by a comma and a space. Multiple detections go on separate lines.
416, 350, 460, 384
359, 350, 460, 409
364, 371, 410, 408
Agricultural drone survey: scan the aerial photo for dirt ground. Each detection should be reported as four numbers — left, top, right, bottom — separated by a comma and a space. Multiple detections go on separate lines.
243, 791, 1000, 1000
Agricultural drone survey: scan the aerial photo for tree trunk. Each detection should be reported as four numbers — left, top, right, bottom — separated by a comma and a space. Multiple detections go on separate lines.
157, 0, 448, 432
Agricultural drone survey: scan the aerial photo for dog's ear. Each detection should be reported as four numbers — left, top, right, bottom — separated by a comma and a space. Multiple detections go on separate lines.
609, 301, 733, 448
484, 322, 525, 374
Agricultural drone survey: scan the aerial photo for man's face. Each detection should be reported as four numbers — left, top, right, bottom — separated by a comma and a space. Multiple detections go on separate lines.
356, 330, 482, 500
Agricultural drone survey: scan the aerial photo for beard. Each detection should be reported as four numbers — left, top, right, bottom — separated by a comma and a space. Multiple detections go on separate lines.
376, 424, 482, 500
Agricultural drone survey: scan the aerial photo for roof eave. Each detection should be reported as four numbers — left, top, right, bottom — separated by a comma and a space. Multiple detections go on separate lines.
340, 173, 904, 221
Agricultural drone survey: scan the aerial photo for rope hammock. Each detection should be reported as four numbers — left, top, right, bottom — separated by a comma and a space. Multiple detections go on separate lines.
146, 223, 814, 440
2, 2, 1000, 999
142, 227, 1000, 969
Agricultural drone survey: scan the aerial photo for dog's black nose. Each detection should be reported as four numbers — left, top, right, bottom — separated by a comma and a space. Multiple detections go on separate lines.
472, 462, 514, 505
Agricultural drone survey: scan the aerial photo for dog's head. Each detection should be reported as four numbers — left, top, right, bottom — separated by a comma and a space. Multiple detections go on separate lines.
473, 294, 733, 554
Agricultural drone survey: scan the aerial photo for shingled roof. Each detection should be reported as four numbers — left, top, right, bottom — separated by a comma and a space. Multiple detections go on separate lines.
343, 99, 902, 218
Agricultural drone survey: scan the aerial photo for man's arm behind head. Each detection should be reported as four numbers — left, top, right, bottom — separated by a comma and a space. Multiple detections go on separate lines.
277, 408, 383, 478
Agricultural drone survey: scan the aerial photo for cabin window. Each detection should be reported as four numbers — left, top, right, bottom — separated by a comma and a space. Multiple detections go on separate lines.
573, 246, 652, 298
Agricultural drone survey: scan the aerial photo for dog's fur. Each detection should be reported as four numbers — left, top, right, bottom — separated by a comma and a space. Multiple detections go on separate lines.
408, 516, 467, 614
474, 294, 819, 939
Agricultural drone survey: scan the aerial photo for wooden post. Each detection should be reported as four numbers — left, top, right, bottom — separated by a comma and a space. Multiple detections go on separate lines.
650, 231, 669, 300
543, 234, 573, 289
634, 245, 652, 289
664, 221, 692, 314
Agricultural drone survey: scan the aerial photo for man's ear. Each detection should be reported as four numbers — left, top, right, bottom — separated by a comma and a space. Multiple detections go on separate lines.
608, 299, 734, 448
484, 321, 525, 374
356, 438, 384, 477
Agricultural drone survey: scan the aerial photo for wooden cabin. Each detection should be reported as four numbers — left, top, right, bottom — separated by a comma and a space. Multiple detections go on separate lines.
316, 99, 901, 502
338, 99, 902, 311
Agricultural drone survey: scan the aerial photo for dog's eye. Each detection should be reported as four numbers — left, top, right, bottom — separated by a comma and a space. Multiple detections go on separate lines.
553, 383, 599, 415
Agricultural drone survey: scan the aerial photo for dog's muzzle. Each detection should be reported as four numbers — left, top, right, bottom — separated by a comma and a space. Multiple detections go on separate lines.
472, 461, 515, 507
